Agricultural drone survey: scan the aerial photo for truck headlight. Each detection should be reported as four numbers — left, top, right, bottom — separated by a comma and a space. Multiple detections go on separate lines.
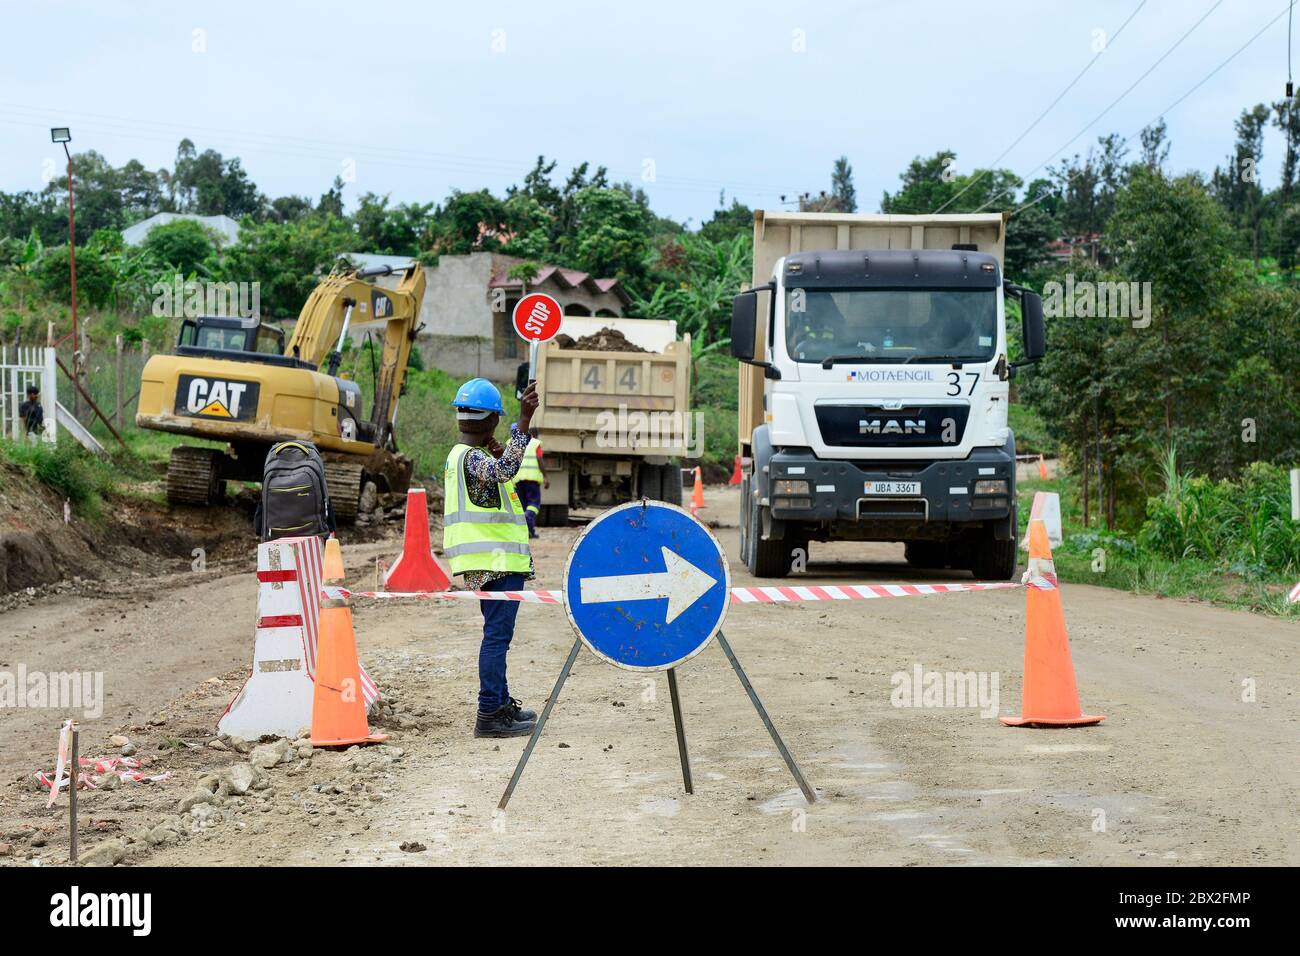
774, 479, 809, 495
974, 479, 1007, 495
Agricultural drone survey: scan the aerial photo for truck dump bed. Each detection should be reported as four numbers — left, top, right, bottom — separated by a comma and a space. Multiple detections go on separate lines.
534, 318, 692, 457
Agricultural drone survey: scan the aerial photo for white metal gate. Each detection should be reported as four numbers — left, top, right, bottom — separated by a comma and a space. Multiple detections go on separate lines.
1, 346, 57, 444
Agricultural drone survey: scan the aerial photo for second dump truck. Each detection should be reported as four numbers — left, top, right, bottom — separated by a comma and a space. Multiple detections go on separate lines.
522, 317, 692, 523
731, 211, 1045, 579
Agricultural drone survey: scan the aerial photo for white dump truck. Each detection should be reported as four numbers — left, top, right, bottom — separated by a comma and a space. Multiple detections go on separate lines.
731, 211, 1046, 579
521, 316, 692, 524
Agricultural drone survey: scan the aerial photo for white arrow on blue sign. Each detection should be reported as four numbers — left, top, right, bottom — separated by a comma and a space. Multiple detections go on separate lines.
563, 501, 732, 671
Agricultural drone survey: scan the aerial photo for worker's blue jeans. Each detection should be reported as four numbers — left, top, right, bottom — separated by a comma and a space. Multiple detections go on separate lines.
478, 573, 525, 714
516, 481, 541, 537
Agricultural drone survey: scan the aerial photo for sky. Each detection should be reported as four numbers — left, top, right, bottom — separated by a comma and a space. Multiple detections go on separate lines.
1, 0, 1296, 226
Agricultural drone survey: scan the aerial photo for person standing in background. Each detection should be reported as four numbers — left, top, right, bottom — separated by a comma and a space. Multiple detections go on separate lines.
18, 384, 44, 443
511, 423, 546, 539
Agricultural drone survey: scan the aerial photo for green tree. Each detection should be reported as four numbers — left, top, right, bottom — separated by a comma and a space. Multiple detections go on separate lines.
224, 215, 355, 317
317, 176, 346, 218
1211, 104, 1270, 266
882, 151, 1022, 214
431, 189, 508, 255
1139, 118, 1170, 171
830, 156, 857, 212
1004, 200, 1058, 278
1272, 97, 1300, 276
568, 186, 652, 284
268, 195, 314, 224
141, 218, 220, 276
352, 192, 434, 256
633, 232, 751, 355
699, 195, 753, 243
500, 193, 552, 260
168, 140, 262, 217
1021, 168, 1241, 524
35, 243, 115, 309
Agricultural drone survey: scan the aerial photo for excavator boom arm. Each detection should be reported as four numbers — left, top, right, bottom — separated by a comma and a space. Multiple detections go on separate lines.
285, 265, 422, 369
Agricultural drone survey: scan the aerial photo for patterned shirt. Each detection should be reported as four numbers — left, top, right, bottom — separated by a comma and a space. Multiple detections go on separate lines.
457, 427, 535, 589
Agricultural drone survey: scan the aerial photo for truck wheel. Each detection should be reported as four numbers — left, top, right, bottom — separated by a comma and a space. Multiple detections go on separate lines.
970, 533, 1017, 581
738, 479, 751, 565
662, 464, 683, 506
542, 504, 569, 527
638, 463, 662, 501
746, 499, 791, 579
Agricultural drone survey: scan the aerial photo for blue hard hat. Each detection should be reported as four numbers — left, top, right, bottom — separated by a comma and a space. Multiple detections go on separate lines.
451, 377, 504, 415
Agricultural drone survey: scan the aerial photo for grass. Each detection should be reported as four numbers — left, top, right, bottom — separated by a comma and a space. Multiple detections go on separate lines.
1008, 402, 1056, 457
1017, 471, 1300, 618
0, 437, 120, 520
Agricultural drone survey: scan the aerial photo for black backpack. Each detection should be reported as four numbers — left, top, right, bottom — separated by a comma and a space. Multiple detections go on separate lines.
256, 440, 334, 541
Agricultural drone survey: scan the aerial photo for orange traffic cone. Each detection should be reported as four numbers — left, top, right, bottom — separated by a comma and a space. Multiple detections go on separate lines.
1038, 454, 1048, 480
385, 488, 451, 592
322, 534, 345, 583
728, 454, 743, 486
310, 600, 387, 747
1001, 519, 1104, 728
690, 467, 705, 515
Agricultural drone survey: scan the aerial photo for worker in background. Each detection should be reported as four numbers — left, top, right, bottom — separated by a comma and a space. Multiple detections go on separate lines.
18, 384, 44, 443
444, 377, 540, 739
511, 423, 546, 538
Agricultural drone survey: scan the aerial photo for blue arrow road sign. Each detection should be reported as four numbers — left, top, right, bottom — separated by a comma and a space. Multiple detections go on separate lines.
563, 501, 732, 670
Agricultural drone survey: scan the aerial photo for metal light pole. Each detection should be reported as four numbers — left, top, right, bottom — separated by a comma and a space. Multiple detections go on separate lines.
50, 127, 79, 411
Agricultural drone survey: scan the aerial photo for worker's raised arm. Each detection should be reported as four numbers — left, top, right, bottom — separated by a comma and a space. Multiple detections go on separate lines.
464, 427, 530, 484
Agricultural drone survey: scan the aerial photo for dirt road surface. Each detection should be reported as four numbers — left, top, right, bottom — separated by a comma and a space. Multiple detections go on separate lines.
2, 485, 1295, 866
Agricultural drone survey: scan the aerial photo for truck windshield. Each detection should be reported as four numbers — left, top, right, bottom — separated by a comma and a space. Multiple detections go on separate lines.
785, 288, 996, 364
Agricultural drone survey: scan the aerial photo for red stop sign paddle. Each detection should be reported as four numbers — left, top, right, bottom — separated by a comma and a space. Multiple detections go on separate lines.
512, 293, 563, 343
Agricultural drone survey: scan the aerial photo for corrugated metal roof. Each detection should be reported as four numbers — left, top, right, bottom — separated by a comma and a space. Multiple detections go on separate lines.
121, 212, 241, 247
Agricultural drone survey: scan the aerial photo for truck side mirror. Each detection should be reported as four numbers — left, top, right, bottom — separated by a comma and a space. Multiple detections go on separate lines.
1021, 291, 1046, 362
731, 291, 758, 362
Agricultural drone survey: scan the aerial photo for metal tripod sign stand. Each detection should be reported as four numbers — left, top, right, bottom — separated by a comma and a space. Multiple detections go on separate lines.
499, 500, 815, 809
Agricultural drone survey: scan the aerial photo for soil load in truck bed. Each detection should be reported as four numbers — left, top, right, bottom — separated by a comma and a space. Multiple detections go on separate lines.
555, 327, 650, 352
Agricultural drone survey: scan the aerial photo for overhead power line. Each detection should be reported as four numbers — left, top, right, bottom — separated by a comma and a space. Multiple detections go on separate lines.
975, 0, 1225, 214
0, 101, 797, 199
1011, 2, 1294, 218
931, 0, 1149, 214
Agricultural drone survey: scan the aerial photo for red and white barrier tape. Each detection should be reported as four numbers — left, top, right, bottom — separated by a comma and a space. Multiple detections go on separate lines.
323, 585, 563, 603
36, 755, 170, 793
46, 719, 73, 808
728, 581, 1022, 603
322, 578, 1039, 605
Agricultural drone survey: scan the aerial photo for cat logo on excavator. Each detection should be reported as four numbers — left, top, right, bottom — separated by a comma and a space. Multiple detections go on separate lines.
178, 374, 259, 421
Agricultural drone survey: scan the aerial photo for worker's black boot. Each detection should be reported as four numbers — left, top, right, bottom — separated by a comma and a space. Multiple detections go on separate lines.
504, 697, 537, 722
474, 704, 534, 738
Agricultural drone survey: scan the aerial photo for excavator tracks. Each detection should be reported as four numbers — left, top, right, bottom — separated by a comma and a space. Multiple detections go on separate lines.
166, 446, 225, 506
323, 460, 365, 523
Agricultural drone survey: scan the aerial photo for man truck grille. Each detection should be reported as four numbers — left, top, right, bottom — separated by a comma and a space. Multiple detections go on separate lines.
814, 404, 970, 448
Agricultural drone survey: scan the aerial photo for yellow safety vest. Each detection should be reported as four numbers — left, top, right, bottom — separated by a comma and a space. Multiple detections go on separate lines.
442, 443, 531, 575
516, 437, 544, 483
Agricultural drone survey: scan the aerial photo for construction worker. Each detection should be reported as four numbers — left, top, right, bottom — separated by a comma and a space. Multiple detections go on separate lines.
444, 377, 540, 738
511, 423, 545, 538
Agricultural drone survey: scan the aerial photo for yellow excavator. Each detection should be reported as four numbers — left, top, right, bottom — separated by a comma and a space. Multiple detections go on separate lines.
136, 262, 426, 521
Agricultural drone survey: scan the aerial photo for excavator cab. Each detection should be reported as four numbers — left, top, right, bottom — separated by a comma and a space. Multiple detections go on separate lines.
175, 316, 309, 368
